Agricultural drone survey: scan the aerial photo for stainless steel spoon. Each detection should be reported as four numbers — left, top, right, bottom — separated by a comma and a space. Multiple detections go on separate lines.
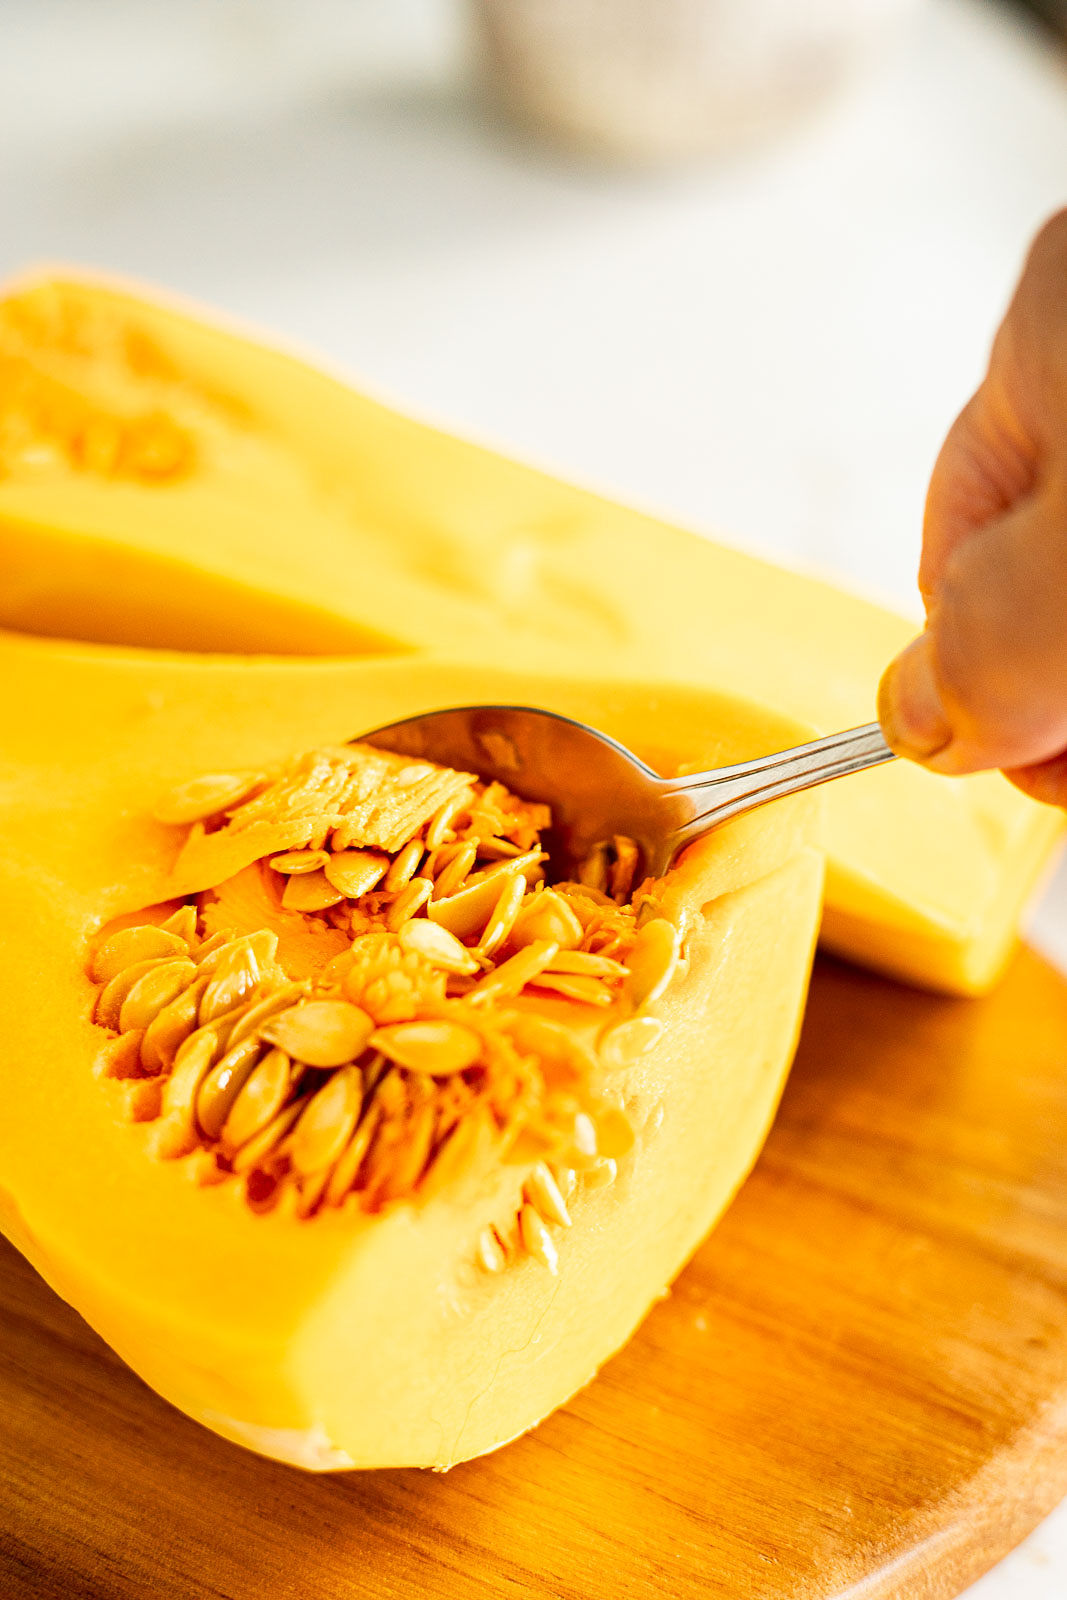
363, 705, 894, 881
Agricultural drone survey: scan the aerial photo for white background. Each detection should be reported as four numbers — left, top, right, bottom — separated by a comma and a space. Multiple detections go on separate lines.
2, 0, 1067, 1591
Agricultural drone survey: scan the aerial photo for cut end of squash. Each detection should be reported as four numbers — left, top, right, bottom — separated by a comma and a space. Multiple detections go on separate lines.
0, 645, 824, 1471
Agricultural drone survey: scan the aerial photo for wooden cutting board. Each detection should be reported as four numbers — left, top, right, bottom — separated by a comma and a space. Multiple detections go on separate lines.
5, 948, 1067, 1600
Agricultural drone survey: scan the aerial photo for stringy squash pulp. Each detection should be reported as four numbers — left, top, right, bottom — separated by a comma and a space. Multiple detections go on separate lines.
93, 738, 670, 1250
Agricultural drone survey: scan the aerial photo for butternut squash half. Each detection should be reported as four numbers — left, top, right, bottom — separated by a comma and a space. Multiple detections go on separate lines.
0, 631, 822, 1469
0, 275, 1060, 995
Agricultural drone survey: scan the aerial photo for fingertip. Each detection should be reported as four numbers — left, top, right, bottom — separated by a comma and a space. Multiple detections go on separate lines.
878, 635, 954, 764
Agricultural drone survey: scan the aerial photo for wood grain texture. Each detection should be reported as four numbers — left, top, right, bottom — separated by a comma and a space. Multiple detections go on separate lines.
5, 949, 1067, 1600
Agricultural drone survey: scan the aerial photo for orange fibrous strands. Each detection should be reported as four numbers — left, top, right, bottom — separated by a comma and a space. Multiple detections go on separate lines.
88, 739, 679, 1266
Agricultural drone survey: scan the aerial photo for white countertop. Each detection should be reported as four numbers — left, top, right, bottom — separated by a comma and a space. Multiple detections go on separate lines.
3, 0, 1067, 1590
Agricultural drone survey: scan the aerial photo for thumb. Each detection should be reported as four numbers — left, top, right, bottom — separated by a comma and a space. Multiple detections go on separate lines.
878, 479, 1067, 801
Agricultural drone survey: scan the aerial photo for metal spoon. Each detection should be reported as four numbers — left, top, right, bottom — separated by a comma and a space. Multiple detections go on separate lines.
363, 705, 894, 881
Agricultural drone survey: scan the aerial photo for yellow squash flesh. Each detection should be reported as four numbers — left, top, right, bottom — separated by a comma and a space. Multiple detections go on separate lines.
0, 274, 1060, 994
0, 631, 822, 1468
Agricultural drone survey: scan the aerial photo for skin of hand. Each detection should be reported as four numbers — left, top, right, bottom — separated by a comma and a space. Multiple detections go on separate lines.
877, 209, 1067, 806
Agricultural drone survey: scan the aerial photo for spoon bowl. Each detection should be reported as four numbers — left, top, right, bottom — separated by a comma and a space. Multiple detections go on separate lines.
363, 705, 894, 882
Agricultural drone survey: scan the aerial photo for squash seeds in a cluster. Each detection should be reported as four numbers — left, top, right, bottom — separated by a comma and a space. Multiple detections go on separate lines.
89, 740, 688, 1273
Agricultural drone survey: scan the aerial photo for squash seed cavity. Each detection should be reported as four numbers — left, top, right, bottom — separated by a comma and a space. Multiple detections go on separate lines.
89, 739, 687, 1269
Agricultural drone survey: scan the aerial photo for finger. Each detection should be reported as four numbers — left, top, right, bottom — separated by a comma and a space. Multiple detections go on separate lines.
879, 479, 1067, 774
918, 382, 1037, 604
1005, 749, 1067, 808
920, 208, 1067, 601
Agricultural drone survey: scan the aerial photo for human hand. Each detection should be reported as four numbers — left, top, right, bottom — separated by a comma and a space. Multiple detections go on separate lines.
878, 210, 1067, 805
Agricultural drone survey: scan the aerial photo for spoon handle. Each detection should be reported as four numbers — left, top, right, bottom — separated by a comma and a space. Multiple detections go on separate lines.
667, 722, 894, 855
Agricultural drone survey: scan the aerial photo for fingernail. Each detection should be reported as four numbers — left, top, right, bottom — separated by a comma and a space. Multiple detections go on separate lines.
878, 635, 953, 759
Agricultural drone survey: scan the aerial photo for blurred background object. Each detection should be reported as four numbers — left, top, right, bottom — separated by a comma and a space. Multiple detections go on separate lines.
1014, 0, 1067, 32
473, 0, 924, 163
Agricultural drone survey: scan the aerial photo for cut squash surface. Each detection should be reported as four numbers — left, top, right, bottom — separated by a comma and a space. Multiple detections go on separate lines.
0, 274, 1061, 993
0, 631, 822, 1468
